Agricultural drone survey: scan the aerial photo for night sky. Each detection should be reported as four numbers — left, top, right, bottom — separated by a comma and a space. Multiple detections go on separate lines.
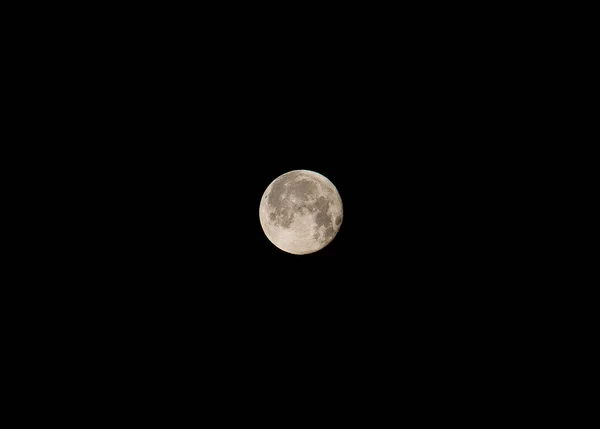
46, 7, 518, 412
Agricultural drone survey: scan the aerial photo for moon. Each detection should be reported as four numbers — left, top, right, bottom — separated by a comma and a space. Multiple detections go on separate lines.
259, 170, 343, 255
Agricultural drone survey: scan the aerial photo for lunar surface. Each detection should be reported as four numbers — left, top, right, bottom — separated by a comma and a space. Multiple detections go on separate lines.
259, 170, 343, 255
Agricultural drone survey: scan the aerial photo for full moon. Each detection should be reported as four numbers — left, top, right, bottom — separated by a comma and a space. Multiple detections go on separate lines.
259, 170, 343, 255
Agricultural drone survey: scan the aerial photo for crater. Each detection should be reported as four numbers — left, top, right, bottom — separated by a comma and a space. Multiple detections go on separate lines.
290, 178, 318, 201
267, 172, 300, 210
267, 172, 302, 228
279, 211, 294, 228
323, 226, 334, 241
316, 195, 329, 209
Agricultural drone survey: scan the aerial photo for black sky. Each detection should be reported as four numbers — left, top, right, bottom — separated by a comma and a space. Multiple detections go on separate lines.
72, 10, 509, 313
46, 9, 522, 407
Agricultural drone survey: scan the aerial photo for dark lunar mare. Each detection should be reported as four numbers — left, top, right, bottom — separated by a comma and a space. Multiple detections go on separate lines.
291, 178, 319, 200
309, 196, 336, 242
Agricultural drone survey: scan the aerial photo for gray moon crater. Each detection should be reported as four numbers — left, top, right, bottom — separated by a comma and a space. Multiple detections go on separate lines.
259, 170, 343, 255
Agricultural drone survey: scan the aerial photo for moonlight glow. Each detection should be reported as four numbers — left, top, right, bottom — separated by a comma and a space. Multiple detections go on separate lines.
259, 170, 343, 255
